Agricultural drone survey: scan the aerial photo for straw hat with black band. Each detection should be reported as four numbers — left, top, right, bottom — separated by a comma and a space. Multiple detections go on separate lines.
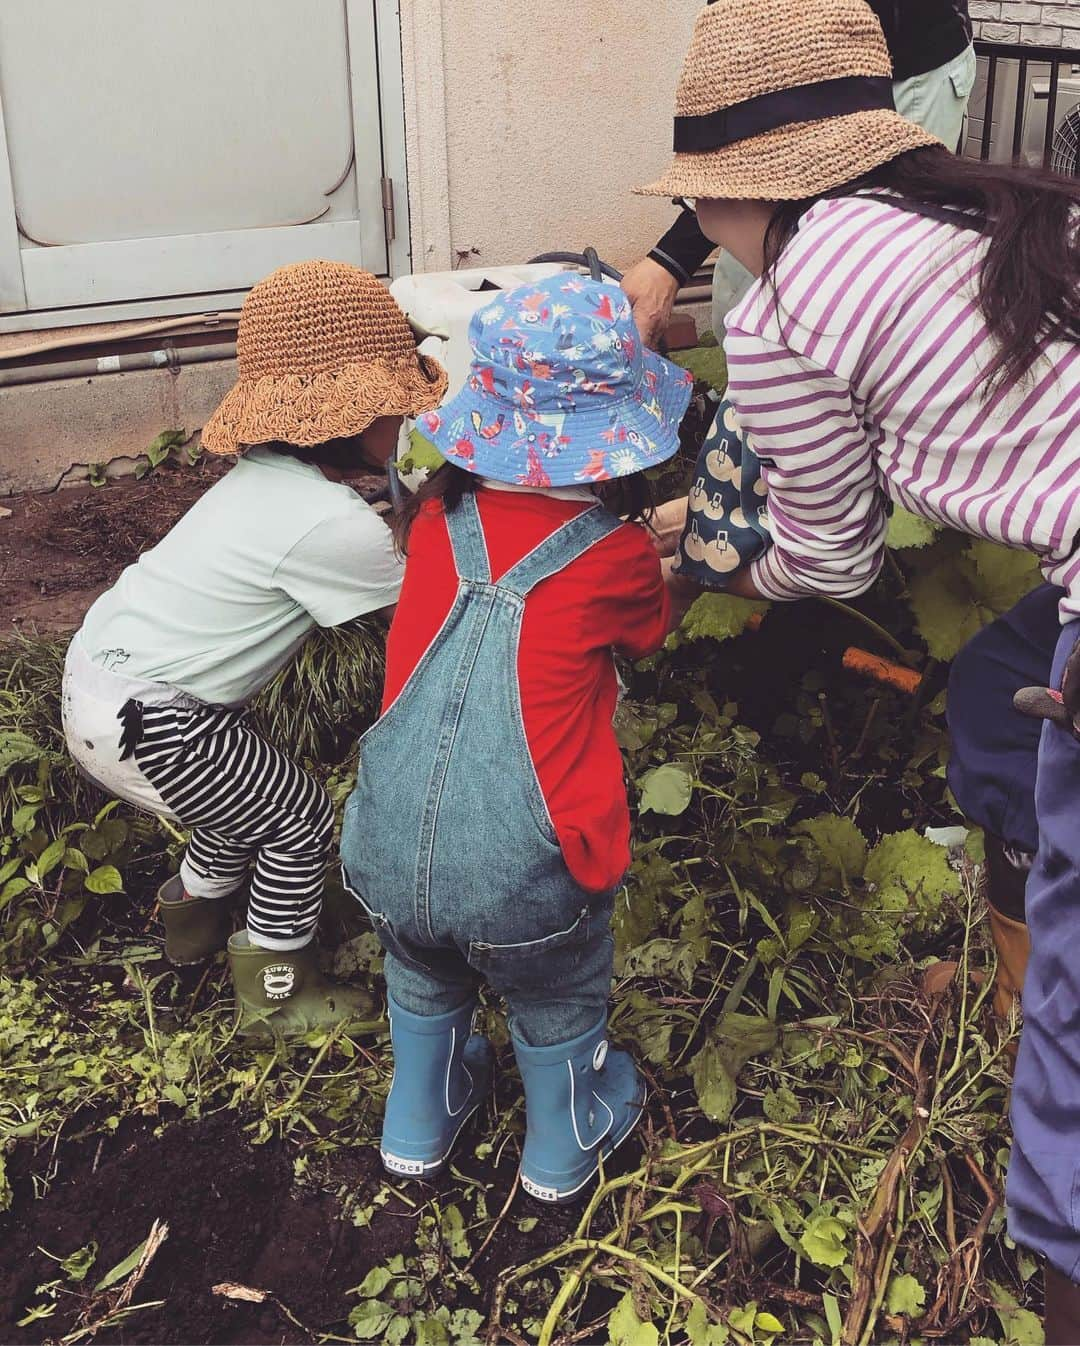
202, 260, 447, 456
637, 0, 940, 203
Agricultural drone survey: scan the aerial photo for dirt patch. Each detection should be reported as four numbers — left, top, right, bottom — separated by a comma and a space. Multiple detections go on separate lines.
0, 1110, 596, 1345
0, 462, 388, 637
0, 1116, 405, 1344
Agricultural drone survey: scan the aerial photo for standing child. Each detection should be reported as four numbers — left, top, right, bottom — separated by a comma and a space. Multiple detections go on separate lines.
340, 275, 693, 1201
62, 260, 447, 1036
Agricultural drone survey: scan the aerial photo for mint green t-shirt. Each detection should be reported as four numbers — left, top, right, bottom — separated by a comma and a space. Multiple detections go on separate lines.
79, 449, 402, 707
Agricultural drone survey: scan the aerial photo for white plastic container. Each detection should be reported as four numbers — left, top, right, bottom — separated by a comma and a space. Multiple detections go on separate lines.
390, 262, 566, 399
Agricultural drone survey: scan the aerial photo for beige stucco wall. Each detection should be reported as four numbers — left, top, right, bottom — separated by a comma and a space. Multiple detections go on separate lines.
400, 1, 698, 275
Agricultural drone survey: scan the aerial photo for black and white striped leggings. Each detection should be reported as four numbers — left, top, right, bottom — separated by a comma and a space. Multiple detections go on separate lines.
123, 699, 333, 950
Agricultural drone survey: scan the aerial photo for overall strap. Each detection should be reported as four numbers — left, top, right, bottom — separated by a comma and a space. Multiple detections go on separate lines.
445, 490, 492, 583
498, 503, 624, 598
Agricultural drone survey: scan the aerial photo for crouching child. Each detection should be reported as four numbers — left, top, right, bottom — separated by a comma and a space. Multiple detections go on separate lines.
62, 261, 447, 1036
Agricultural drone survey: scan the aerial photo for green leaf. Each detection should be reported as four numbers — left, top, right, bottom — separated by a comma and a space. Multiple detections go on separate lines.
670, 344, 728, 392
909, 541, 1040, 659
762, 1086, 800, 1123
12, 804, 39, 835
385, 1315, 412, 1345
622, 937, 705, 989
61, 1243, 98, 1283
413, 1314, 451, 1346
685, 1300, 729, 1346
84, 865, 124, 895
690, 1042, 737, 1123
440, 1204, 470, 1259
608, 1290, 659, 1346
823, 1292, 843, 1346
638, 763, 693, 816
712, 1012, 779, 1072
755, 1311, 784, 1338
349, 1297, 395, 1340
63, 848, 90, 874
885, 1272, 926, 1318
971, 538, 1042, 614
447, 1307, 484, 1344
143, 429, 186, 470
793, 815, 868, 888
799, 1212, 848, 1268
887, 508, 939, 550
680, 593, 770, 643
354, 1267, 394, 1299
0, 877, 32, 906
864, 829, 961, 920
398, 428, 447, 475
36, 838, 67, 881
94, 1236, 147, 1292
0, 730, 43, 778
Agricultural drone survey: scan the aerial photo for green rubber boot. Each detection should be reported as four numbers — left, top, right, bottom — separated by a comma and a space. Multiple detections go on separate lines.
227, 931, 374, 1039
158, 875, 233, 965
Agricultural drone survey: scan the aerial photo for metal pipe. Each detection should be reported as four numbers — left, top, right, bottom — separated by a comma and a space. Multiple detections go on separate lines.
1012, 57, 1029, 160
981, 55, 998, 161
1044, 60, 1061, 169
0, 312, 239, 364
0, 342, 235, 388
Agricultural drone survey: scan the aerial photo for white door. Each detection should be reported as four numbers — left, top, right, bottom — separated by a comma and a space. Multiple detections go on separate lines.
0, 0, 397, 322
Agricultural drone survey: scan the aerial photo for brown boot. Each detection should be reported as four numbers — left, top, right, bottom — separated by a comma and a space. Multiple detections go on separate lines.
987, 902, 1031, 1022
1045, 1265, 1080, 1345
983, 833, 1031, 1029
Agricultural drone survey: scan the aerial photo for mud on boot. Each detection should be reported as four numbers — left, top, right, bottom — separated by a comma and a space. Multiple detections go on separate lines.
380, 996, 492, 1179
227, 931, 374, 1039
512, 1016, 645, 1203
158, 875, 233, 965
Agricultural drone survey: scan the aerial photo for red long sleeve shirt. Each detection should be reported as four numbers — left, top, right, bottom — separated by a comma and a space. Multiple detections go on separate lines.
382, 488, 669, 893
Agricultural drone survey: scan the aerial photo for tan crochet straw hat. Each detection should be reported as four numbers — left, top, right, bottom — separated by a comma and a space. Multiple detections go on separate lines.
202, 260, 447, 454
637, 0, 941, 202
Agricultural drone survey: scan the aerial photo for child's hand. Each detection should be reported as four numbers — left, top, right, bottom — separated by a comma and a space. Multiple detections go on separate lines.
661, 554, 701, 633
646, 497, 689, 557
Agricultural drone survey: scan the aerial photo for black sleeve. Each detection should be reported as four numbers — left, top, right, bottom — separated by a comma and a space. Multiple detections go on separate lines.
648, 208, 715, 286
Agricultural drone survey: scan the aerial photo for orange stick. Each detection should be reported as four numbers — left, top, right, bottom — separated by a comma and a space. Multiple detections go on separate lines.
842, 646, 922, 695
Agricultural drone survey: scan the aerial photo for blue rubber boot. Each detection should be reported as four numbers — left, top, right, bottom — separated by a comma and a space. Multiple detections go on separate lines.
512, 1017, 646, 1203
380, 995, 493, 1179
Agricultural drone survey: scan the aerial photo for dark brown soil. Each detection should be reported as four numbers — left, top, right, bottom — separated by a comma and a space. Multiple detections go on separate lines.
0, 462, 391, 638
0, 462, 232, 635
0, 1111, 588, 1345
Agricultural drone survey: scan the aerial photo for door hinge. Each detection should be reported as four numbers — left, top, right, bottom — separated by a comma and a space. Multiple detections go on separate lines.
381, 177, 396, 244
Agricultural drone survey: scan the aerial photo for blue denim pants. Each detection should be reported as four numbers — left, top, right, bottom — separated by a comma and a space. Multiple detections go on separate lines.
340, 492, 622, 1048
948, 583, 1080, 1279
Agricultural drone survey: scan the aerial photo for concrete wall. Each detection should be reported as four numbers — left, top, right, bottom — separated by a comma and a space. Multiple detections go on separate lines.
399, 1, 697, 275
1, 359, 235, 495
970, 1, 1080, 46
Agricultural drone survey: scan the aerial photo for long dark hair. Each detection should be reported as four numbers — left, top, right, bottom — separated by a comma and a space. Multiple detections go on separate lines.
391, 463, 656, 554
763, 146, 1080, 389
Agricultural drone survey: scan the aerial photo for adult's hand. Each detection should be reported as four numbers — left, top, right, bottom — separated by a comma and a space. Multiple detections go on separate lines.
621, 257, 680, 350
646, 496, 689, 557
1015, 638, 1080, 740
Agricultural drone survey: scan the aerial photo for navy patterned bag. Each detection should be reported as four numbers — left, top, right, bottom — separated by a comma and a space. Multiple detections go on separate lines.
673, 398, 771, 588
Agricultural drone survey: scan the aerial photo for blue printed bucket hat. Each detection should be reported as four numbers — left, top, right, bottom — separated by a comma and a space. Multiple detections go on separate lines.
416, 275, 694, 488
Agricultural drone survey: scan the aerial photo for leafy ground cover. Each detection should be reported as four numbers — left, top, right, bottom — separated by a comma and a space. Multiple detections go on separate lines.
0, 388, 1047, 1345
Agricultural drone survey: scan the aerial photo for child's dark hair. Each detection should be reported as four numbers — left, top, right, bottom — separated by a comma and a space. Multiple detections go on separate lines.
248, 435, 369, 472
391, 464, 657, 554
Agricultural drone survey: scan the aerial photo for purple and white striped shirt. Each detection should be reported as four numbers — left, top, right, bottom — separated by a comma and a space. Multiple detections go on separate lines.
726, 195, 1080, 621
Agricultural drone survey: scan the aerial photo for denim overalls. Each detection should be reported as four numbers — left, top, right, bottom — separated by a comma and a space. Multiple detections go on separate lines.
340, 491, 624, 1048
